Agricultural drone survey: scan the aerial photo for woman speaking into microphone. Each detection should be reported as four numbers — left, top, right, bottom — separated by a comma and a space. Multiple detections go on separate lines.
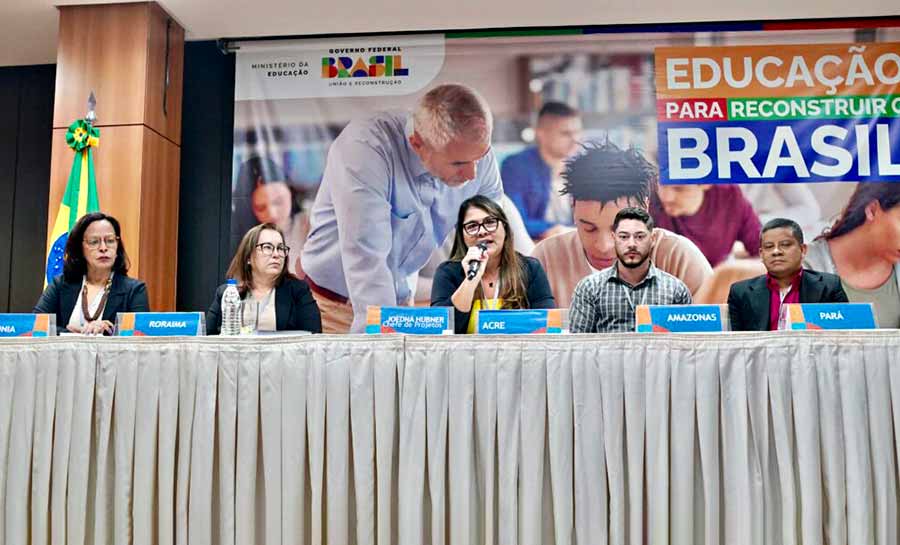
431, 195, 555, 334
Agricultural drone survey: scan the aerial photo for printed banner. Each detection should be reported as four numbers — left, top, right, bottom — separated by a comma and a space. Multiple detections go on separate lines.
636, 304, 728, 332
0, 314, 55, 337
365, 306, 453, 334
116, 312, 206, 336
784, 302, 877, 330
235, 34, 445, 100
476, 309, 565, 334
656, 43, 900, 184
232, 25, 900, 333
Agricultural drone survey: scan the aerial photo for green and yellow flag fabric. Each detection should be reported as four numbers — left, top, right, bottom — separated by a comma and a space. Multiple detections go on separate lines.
45, 119, 100, 284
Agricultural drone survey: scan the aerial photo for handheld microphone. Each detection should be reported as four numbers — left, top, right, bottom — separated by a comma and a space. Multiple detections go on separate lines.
466, 242, 489, 280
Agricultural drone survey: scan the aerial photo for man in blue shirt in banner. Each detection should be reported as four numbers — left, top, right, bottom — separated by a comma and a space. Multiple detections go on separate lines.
501, 102, 582, 241
301, 83, 503, 333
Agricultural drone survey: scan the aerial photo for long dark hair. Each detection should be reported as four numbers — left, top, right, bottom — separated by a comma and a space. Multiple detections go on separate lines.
226, 223, 294, 295
822, 182, 900, 240
63, 212, 130, 282
231, 156, 302, 248
449, 195, 528, 309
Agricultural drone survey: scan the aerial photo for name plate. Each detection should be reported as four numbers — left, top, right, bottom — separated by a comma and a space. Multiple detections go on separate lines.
116, 312, 206, 336
783, 303, 877, 330
476, 309, 566, 334
636, 304, 728, 333
366, 306, 453, 334
0, 314, 56, 337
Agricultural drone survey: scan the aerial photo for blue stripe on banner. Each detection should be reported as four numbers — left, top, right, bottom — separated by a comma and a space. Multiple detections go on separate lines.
658, 117, 900, 185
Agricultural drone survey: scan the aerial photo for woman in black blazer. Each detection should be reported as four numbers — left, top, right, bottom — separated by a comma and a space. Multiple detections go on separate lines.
207, 223, 322, 334
431, 195, 555, 334
34, 212, 149, 335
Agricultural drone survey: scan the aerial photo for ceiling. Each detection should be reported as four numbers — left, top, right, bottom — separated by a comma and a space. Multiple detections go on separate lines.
1, 0, 897, 67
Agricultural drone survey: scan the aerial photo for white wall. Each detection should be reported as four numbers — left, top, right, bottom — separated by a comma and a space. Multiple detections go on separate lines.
2, 0, 898, 66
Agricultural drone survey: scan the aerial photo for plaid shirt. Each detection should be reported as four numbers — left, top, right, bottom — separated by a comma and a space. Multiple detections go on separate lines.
569, 262, 692, 333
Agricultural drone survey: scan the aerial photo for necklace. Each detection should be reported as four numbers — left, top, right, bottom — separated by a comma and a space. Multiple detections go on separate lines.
480, 276, 501, 310
81, 275, 113, 322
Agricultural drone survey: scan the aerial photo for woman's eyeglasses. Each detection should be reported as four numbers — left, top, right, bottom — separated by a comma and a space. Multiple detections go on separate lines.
256, 242, 290, 256
462, 217, 500, 236
84, 236, 119, 249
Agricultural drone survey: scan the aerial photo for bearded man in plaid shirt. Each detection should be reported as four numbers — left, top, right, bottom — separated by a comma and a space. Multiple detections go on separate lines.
569, 206, 691, 333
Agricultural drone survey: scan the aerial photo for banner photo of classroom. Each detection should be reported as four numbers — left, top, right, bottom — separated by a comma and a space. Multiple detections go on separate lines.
232, 25, 900, 329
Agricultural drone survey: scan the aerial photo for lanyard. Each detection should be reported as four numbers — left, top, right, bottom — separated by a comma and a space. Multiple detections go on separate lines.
621, 280, 647, 312
481, 277, 502, 310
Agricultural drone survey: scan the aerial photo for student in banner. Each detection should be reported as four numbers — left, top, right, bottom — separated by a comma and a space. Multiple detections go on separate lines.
34, 212, 149, 335
232, 156, 310, 276
728, 218, 848, 331
531, 141, 711, 308
651, 183, 761, 267
207, 223, 322, 335
804, 182, 900, 328
301, 83, 503, 333
430, 195, 555, 334
740, 183, 822, 240
569, 207, 692, 333
501, 101, 582, 240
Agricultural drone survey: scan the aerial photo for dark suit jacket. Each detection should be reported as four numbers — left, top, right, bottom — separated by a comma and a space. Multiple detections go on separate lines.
430, 254, 556, 334
34, 273, 150, 334
727, 269, 849, 331
206, 276, 322, 335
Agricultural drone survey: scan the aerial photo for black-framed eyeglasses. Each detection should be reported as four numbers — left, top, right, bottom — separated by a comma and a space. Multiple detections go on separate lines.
462, 217, 500, 236
84, 236, 120, 249
256, 242, 290, 256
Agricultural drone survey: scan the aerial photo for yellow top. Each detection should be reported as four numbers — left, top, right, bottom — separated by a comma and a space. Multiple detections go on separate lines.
466, 297, 505, 334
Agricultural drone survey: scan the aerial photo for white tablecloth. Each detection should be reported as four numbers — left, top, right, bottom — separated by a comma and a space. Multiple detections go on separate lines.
1, 331, 898, 545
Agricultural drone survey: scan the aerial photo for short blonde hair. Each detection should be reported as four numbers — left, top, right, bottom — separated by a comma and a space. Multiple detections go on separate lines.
413, 84, 492, 149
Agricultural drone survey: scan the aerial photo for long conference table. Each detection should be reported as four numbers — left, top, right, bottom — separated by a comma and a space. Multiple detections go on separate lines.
1, 331, 899, 545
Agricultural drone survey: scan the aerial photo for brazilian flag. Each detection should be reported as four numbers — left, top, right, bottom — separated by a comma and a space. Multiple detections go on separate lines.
45, 119, 100, 284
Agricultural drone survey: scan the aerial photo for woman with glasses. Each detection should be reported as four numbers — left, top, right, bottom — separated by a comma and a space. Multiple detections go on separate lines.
34, 212, 149, 335
206, 223, 322, 334
431, 195, 555, 333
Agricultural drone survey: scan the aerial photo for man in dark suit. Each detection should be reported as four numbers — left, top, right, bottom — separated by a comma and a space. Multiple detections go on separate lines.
728, 218, 848, 331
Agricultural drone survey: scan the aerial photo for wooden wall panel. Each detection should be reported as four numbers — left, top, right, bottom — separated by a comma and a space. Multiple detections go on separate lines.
48, 3, 183, 310
47, 126, 145, 275
145, 3, 185, 145
53, 4, 150, 128
139, 128, 180, 311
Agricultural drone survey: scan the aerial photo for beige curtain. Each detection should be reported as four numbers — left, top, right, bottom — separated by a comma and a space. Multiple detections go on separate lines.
1, 331, 898, 545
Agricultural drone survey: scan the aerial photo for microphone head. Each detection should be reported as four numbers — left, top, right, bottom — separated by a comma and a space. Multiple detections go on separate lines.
477, 241, 488, 252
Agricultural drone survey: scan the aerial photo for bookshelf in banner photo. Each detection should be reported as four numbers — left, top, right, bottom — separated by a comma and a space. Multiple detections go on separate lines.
522, 52, 658, 150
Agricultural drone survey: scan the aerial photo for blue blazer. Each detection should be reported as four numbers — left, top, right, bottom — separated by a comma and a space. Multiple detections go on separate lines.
34, 273, 150, 334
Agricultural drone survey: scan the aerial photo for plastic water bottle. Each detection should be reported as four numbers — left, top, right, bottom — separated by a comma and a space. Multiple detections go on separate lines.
221, 279, 241, 336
